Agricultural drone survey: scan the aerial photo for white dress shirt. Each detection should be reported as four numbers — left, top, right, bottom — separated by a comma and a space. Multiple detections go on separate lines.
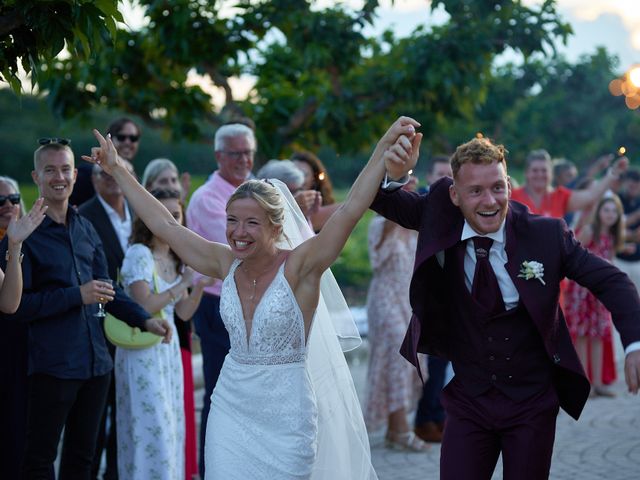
97, 194, 132, 254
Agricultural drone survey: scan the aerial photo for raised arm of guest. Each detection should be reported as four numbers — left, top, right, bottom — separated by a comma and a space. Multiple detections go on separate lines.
0, 199, 47, 313
567, 156, 628, 212
84, 131, 235, 282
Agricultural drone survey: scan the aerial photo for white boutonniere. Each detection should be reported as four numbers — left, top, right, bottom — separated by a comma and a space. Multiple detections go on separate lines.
518, 260, 546, 285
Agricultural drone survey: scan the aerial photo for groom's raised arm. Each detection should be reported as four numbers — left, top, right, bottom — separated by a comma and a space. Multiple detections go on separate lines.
370, 188, 424, 231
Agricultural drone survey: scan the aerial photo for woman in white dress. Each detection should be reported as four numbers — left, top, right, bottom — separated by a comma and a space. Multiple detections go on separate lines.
85, 116, 422, 479
115, 188, 210, 480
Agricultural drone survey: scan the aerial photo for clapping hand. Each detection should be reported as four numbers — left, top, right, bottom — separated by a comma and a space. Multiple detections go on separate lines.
294, 190, 322, 217
6, 198, 47, 245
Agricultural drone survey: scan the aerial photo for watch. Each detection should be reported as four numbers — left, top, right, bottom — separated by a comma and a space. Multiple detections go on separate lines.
380, 173, 410, 192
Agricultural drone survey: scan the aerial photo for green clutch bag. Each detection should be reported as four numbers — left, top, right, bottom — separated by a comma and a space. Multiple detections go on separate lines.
104, 270, 165, 350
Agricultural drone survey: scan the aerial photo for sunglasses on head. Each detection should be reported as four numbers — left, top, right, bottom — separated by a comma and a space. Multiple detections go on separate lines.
0, 193, 20, 205
114, 134, 139, 143
38, 137, 71, 146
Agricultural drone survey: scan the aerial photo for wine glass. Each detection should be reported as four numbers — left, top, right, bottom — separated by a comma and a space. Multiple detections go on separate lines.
95, 278, 113, 318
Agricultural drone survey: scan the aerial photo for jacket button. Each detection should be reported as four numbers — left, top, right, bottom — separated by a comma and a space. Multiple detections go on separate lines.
488, 336, 493, 342
491, 374, 497, 381
504, 337, 510, 341
489, 355, 495, 361
506, 357, 511, 361
553, 354, 561, 364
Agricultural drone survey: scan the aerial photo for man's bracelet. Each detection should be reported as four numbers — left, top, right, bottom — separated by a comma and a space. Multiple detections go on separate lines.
5, 250, 24, 263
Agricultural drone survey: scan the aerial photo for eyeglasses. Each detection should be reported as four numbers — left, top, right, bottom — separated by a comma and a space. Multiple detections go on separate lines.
0, 193, 20, 205
220, 150, 255, 160
38, 137, 71, 146
114, 134, 140, 143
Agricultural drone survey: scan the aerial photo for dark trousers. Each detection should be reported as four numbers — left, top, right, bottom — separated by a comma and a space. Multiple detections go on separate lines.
23, 373, 111, 480
440, 378, 559, 480
0, 324, 54, 480
415, 355, 448, 426
91, 370, 118, 480
193, 293, 230, 477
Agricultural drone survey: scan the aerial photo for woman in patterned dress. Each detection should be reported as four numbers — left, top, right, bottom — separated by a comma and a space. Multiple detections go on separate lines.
564, 195, 626, 397
115, 189, 209, 479
364, 177, 427, 451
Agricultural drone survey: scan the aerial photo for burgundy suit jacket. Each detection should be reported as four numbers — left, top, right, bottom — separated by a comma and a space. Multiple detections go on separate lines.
371, 177, 640, 419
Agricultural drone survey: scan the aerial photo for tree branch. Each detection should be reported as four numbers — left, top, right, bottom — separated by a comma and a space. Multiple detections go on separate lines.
276, 97, 318, 140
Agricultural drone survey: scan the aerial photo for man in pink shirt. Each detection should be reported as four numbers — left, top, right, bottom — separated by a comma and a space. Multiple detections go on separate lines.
186, 123, 255, 476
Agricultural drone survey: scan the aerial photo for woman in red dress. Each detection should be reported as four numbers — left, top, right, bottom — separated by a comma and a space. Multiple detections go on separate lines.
563, 195, 626, 396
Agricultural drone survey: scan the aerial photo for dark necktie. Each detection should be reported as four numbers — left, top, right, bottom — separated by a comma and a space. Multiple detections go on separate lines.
471, 236, 505, 315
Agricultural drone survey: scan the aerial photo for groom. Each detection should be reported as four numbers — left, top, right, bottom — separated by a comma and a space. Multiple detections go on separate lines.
371, 133, 640, 479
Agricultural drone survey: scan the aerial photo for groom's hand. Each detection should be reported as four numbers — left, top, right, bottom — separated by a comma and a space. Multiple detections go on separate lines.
624, 350, 640, 394
383, 131, 423, 181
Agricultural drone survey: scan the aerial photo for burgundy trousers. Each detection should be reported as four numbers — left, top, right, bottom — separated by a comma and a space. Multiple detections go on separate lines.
440, 379, 559, 480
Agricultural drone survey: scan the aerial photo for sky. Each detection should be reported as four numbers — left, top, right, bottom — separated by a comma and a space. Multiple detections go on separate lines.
122, 0, 640, 103
356, 0, 640, 70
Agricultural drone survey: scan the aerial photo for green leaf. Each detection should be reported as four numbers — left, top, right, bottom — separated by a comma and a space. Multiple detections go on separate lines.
72, 27, 91, 57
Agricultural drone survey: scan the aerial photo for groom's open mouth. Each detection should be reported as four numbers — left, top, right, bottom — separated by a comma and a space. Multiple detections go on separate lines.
477, 210, 499, 217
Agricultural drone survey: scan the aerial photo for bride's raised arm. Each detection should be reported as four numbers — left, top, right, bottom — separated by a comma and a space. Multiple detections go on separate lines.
293, 116, 421, 277
83, 130, 233, 279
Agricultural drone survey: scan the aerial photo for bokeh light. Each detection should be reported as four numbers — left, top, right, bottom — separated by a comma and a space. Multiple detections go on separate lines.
609, 79, 623, 96
629, 66, 640, 88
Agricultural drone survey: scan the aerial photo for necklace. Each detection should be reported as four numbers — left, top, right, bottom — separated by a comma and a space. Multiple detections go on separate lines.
153, 255, 173, 275
240, 254, 280, 301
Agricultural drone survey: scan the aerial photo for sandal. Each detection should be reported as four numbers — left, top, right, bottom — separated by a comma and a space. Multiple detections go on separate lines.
385, 430, 431, 452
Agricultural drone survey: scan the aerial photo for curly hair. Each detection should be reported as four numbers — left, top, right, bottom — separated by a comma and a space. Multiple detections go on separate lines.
129, 189, 183, 273
450, 138, 508, 178
290, 151, 335, 205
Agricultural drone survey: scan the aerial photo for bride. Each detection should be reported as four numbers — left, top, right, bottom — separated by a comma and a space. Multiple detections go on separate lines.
85, 117, 421, 479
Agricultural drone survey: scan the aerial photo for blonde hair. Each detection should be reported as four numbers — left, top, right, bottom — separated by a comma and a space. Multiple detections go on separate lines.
226, 180, 285, 237
450, 138, 507, 178
33, 143, 74, 170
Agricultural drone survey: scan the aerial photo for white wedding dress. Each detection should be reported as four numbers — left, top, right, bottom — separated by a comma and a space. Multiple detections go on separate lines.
204, 179, 377, 480
205, 259, 318, 479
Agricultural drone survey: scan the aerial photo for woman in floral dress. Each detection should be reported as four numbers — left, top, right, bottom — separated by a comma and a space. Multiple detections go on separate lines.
564, 195, 626, 397
115, 189, 209, 479
364, 177, 427, 451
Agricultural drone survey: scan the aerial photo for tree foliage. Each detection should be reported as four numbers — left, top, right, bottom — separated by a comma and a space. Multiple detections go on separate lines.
436, 48, 640, 167
0, 0, 122, 92
7, 0, 571, 158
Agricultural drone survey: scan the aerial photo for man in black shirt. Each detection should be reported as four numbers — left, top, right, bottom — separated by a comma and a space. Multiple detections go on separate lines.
0, 140, 171, 479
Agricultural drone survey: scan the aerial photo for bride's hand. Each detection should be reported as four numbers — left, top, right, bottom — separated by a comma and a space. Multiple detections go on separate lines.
81, 129, 122, 175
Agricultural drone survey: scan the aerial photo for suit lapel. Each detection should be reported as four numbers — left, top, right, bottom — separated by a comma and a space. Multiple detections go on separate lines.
504, 204, 548, 330
91, 198, 125, 260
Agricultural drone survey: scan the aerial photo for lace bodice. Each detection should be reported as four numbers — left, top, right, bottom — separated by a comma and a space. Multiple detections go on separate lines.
220, 259, 306, 365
